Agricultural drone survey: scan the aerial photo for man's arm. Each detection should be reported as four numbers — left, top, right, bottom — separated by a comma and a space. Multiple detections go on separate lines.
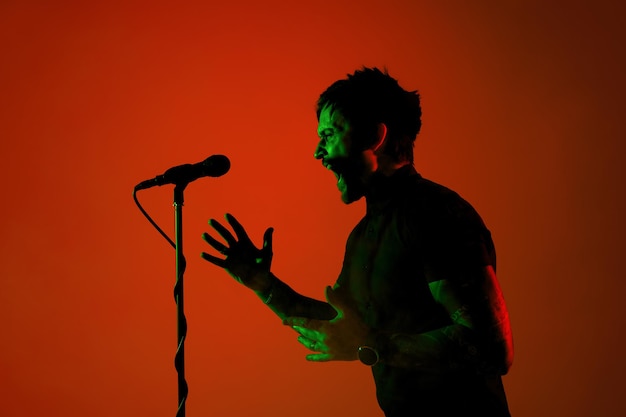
201, 213, 336, 321
380, 265, 513, 374
254, 272, 336, 321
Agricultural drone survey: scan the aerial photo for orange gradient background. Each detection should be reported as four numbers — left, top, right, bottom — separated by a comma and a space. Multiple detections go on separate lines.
2, 1, 625, 416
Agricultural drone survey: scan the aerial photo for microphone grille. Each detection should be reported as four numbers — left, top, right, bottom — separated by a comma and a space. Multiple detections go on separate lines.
203, 154, 230, 177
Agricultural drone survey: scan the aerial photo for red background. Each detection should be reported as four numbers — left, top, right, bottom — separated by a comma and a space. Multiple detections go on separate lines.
2, 1, 625, 416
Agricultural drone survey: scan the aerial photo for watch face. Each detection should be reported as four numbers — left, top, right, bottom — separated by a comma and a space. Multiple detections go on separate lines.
358, 346, 379, 366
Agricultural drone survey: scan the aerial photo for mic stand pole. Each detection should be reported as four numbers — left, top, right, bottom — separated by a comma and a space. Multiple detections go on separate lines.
173, 183, 189, 417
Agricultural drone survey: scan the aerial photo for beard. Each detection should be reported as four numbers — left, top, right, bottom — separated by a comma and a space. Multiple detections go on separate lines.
337, 169, 366, 204
326, 154, 369, 204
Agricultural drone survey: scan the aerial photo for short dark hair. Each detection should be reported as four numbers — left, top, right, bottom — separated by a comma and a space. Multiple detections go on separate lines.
316, 67, 422, 163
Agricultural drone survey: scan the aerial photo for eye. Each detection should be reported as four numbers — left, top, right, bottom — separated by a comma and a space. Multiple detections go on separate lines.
321, 132, 335, 142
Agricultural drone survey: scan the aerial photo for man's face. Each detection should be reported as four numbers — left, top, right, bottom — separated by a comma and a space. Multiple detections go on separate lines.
315, 105, 369, 204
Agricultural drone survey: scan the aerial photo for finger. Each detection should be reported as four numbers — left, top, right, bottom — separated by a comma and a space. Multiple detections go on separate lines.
325, 286, 345, 316
224, 213, 253, 244
283, 317, 322, 331
208, 218, 237, 246
200, 252, 227, 268
263, 227, 274, 250
202, 232, 229, 254
306, 353, 333, 362
293, 325, 321, 340
297, 335, 321, 351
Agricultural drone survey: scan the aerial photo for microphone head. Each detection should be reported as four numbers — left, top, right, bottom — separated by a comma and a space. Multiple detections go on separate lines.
202, 154, 230, 177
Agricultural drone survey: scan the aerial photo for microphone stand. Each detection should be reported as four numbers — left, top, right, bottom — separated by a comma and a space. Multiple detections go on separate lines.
134, 159, 230, 417
173, 183, 189, 417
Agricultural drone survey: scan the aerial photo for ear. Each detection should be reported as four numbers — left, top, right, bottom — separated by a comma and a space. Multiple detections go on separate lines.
372, 123, 388, 153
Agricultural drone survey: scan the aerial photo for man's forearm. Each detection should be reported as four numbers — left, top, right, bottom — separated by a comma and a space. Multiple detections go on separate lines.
380, 323, 508, 374
255, 273, 337, 321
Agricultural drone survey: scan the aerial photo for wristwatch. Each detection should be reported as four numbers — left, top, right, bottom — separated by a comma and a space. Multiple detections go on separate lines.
357, 346, 380, 366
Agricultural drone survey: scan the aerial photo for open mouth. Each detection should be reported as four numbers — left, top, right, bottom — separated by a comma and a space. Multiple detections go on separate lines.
324, 161, 346, 189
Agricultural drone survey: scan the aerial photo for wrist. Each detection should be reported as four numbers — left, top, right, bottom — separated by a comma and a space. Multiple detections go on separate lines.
357, 331, 388, 366
357, 346, 380, 366
255, 273, 276, 304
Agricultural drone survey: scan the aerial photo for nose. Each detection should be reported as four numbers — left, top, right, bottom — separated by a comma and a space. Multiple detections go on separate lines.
314, 140, 326, 160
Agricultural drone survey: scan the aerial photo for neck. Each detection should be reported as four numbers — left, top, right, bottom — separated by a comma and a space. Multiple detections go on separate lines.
376, 155, 411, 176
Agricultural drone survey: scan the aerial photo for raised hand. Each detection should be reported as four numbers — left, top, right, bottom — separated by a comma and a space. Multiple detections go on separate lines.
283, 286, 370, 362
201, 213, 274, 292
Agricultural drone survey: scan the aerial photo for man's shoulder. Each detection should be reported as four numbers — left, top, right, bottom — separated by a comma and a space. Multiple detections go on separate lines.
405, 175, 464, 206
404, 175, 485, 224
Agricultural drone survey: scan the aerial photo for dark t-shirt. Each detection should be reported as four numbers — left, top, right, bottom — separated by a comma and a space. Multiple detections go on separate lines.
335, 165, 511, 417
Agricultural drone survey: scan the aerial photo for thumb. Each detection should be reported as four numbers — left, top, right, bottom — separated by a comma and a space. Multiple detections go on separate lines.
263, 227, 274, 249
325, 286, 346, 315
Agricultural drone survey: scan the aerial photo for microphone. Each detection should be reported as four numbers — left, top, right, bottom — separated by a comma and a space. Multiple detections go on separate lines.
134, 155, 230, 191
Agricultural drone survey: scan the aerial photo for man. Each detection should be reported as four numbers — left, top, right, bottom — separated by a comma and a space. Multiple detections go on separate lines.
201, 67, 514, 416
